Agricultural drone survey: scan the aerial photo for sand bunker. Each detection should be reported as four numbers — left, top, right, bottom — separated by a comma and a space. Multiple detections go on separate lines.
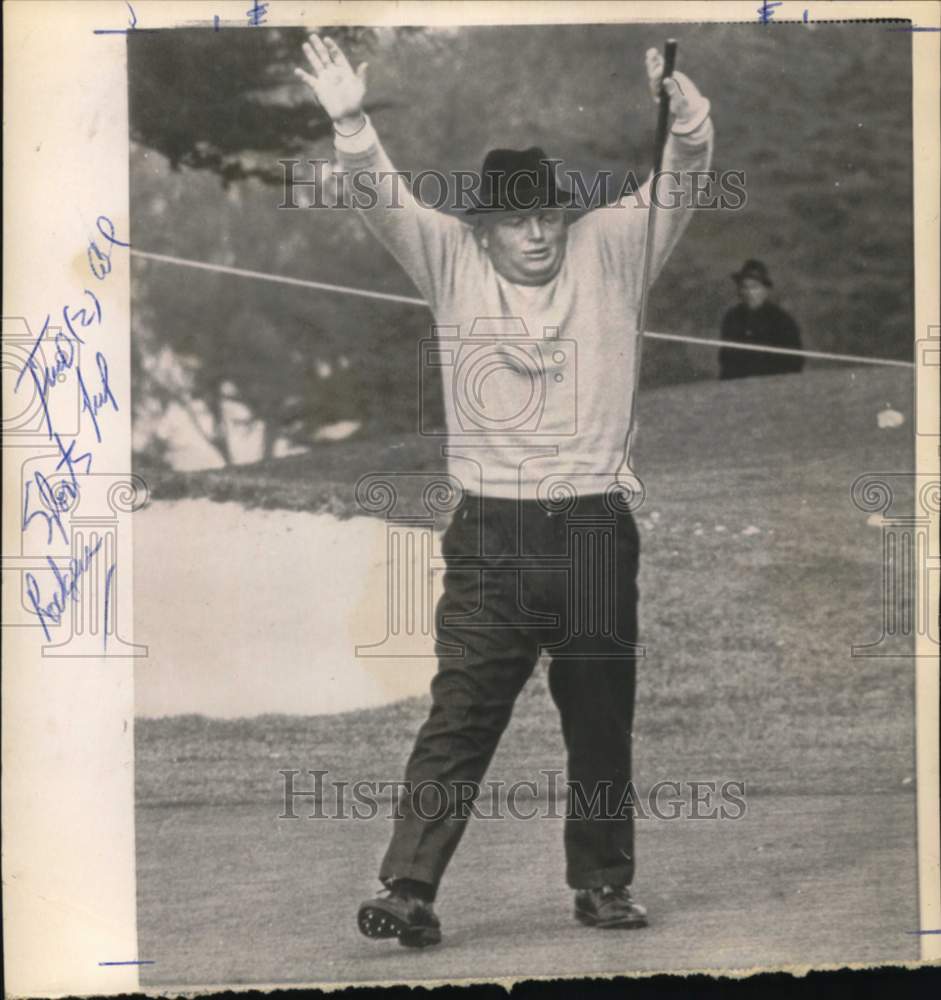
134, 499, 439, 717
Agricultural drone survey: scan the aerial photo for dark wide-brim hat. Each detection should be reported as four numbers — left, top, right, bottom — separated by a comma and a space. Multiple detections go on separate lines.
464, 146, 576, 215
732, 259, 773, 287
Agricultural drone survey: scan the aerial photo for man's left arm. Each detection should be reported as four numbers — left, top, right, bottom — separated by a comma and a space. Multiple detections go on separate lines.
580, 52, 714, 302
639, 71, 714, 289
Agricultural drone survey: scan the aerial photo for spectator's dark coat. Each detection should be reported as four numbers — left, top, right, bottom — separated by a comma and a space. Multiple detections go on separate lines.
718, 301, 804, 379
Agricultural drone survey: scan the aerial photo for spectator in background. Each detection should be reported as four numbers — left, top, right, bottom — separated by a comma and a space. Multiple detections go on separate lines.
718, 259, 804, 379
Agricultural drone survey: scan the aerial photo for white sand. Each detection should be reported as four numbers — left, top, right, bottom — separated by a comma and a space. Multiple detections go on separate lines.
134, 500, 439, 717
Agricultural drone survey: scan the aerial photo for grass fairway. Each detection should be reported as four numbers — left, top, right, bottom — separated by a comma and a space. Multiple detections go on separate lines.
136, 366, 919, 985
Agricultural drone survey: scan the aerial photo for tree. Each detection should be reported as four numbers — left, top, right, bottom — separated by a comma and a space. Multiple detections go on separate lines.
128, 27, 414, 187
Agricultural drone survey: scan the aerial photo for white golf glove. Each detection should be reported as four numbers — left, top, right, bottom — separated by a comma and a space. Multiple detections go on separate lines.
646, 48, 711, 135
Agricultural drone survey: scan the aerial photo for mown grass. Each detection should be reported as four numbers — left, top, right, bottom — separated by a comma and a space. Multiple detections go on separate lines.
137, 366, 917, 808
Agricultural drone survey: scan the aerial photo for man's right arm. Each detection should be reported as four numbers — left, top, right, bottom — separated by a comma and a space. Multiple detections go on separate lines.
295, 33, 464, 307
332, 116, 465, 306
572, 52, 713, 305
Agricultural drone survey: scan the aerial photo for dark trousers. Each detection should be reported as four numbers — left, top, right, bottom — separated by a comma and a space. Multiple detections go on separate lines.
379, 491, 642, 894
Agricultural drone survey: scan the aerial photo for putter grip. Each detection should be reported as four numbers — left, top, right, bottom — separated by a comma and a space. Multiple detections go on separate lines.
662, 38, 678, 81
652, 39, 678, 174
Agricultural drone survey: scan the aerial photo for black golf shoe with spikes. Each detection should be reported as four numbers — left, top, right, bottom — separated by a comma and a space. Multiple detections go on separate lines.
574, 885, 648, 929
357, 888, 442, 948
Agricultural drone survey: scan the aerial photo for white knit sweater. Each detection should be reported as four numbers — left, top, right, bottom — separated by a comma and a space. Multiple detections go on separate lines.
335, 116, 713, 500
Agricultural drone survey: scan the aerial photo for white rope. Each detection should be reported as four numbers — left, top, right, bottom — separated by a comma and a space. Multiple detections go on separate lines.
130, 248, 914, 369
642, 329, 914, 368
131, 249, 427, 307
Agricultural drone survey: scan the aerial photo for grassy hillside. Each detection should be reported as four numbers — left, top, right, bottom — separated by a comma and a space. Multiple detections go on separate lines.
140, 364, 913, 512
137, 365, 917, 808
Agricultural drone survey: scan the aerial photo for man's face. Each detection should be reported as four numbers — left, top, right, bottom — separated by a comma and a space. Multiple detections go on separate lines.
479, 210, 568, 286
738, 277, 769, 310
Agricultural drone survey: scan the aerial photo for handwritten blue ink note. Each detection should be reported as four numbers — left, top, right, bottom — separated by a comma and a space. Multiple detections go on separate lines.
246, 1, 269, 27
16, 215, 128, 645
77, 352, 119, 444
758, 0, 783, 22
25, 539, 105, 641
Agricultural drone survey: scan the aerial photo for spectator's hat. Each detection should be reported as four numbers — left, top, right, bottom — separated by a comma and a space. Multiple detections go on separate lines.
732, 259, 773, 286
465, 147, 576, 215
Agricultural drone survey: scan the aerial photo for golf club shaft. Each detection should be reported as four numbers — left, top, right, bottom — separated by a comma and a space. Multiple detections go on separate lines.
652, 40, 678, 176
622, 39, 677, 471
636, 38, 677, 344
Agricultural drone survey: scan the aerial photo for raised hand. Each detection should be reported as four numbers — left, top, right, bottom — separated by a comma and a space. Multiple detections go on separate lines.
295, 33, 368, 130
645, 47, 709, 133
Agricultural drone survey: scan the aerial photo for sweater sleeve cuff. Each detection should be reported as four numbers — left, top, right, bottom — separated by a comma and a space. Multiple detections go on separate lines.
671, 99, 711, 137
333, 114, 379, 156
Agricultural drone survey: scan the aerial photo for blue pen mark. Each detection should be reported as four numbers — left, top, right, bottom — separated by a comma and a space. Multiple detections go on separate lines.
99, 960, 155, 966
22, 469, 75, 547
88, 243, 112, 280
103, 562, 117, 650
93, 1, 137, 34
25, 539, 105, 641
246, 0, 269, 27
96, 215, 130, 250
214, 15, 221, 31
15, 287, 109, 442
907, 929, 941, 934
89, 215, 131, 280
803, 9, 809, 22
77, 352, 120, 444
53, 432, 95, 488
63, 289, 103, 344
757, 0, 783, 22
22, 432, 93, 547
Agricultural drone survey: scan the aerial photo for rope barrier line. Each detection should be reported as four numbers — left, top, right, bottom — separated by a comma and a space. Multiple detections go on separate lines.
642, 329, 914, 368
130, 248, 914, 370
131, 249, 428, 307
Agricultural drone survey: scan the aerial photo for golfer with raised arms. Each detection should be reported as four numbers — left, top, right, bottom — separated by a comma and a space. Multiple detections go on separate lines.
296, 33, 713, 947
